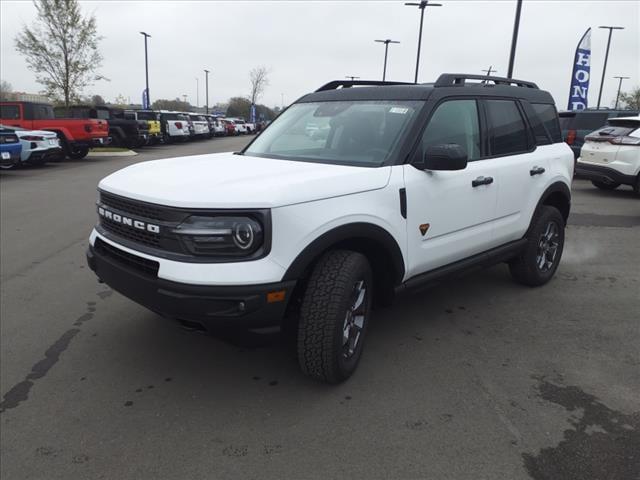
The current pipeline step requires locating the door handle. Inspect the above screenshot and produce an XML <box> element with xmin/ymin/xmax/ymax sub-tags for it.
<box><xmin>472</xmin><ymin>176</ymin><xmax>494</xmax><ymax>187</ymax></box>
<box><xmin>530</xmin><ymin>166</ymin><xmax>546</xmax><ymax>176</ymax></box>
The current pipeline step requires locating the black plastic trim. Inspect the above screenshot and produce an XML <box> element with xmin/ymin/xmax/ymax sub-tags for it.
<box><xmin>400</xmin><ymin>239</ymin><xmax>527</xmax><ymax>292</ymax></box>
<box><xmin>87</xmin><ymin>243</ymin><xmax>296</xmax><ymax>329</ymax></box>
<box><xmin>399</xmin><ymin>188</ymin><xmax>407</xmax><ymax>219</ymax></box>
<box><xmin>282</xmin><ymin>223</ymin><xmax>405</xmax><ymax>284</ymax></box>
<box><xmin>575</xmin><ymin>163</ymin><xmax>636</xmax><ymax>186</ymax></box>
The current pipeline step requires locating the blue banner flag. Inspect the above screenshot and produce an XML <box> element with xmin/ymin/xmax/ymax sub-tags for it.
<box><xmin>567</xmin><ymin>28</ymin><xmax>591</xmax><ymax>110</ymax></box>
<box><xmin>142</xmin><ymin>89</ymin><xmax>149</xmax><ymax>109</ymax></box>
<box><xmin>250</xmin><ymin>103</ymin><xmax>256</xmax><ymax>123</ymax></box>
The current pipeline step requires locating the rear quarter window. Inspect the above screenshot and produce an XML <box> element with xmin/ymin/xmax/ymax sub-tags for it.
<box><xmin>532</xmin><ymin>103</ymin><xmax>562</xmax><ymax>143</ymax></box>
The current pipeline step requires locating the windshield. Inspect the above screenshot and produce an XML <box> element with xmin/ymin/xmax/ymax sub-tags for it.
<box><xmin>244</xmin><ymin>100</ymin><xmax>423</xmax><ymax>166</ymax></box>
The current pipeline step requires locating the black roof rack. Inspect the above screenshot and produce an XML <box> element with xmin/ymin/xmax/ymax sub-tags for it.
<box><xmin>315</xmin><ymin>80</ymin><xmax>415</xmax><ymax>92</ymax></box>
<box><xmin>434</xmin><ymin>73</ymin><xmax>539</xmax><ymax>89</ymax></box>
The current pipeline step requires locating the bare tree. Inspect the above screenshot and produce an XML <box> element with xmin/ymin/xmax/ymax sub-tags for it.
<box><xmin>249</xmin><ymin>66</ymin><xmax>270</xmax><ymax>105</ymax></box>
<box><xmin>15</xmin><ymin>0</ymin><xmax>105</xmax><ymax>107</ymax></box>
<box><xmin>0</xmin><ymin>79</ymin><xmax>12</xmax><ymax>100</ymax></box>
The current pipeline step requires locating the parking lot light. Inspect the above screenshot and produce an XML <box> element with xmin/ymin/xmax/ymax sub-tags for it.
<box><xmin>374</xmin><ymin>39</ymin><xmax>400</xmax><ymax>81</ymax></box>
<box><xmin>140</xmin><ymin>32</ymin><xmax>151</xmax><ymax>107</ymax></box>
<box><xmin>204</xmin><ymin>69</ymin><xmax>210</xmax><ymax>114</ymax></box>
<box><xmin>613</xmin><ymin>76</ymin><xmax>630</xmax><ymax>109</ymax></box>
<box><xmin>404</xmin><ymin>1</ymin><xmax>442</xmax><ymax>83</ymax></box>
<box><xmin>597</xmin><ymin>26</ymin><xmax>625</xmax><ymax>109</ymax></box>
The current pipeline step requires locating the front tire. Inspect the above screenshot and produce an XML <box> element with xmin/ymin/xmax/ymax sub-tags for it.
<box><xmin>509</xmin><ymin>206</ymin><xmax>565</xmax><ymax>287</ymax></box>
<box><xmin>592</xmin><ymin>180</ymin><xmax>620</xmax><ymax>190</ymax></box>
<box><xmin>297</xmin><ymin>250</ymin><xmax>372</xmax><ymax>383</ymax></box>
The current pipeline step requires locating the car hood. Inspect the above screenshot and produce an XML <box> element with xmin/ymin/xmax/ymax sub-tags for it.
<box><xmin>99</xmin><ymin>152</ymin><xmax>392</xmax><ymax>208</ymax></box>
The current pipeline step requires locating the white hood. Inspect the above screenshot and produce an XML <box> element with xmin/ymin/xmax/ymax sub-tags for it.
<box><xmin>99</xmin><ymin>152</ymin><xmax>391</xmax><ymax>208</ymax></box>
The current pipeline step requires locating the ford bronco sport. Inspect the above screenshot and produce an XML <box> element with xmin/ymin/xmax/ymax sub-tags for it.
<box><xmin>87</xmin><ymin>74</ymin><xmax>573</xmax><ymax>383</ymax></box>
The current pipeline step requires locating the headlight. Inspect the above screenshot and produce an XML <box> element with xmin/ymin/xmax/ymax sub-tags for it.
<box><xmin>173</xmin><ymin>216</ymin><xmax>264</xmax><ymax>257</ymax></box>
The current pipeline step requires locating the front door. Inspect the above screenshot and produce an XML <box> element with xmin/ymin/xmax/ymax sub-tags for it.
<box><xmin>403</xmin><ymin>99</ymin><xmax>499</xmax><ymax>279</ymax></box>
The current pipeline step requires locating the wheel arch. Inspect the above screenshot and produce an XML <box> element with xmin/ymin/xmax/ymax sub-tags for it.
<box><xmin>282</xmin><ymin>222</ymin><xmax>406</xmax><ymax>289</ymax></box>
<box><xmin>537</xmin><ymin>181</ymin><xmax>571</xmax><ymax>225</ymax></box>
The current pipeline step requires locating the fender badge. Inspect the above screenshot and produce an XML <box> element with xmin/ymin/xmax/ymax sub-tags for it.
<box><xmin>419</xmin><ymin>223</ymin><xmax>430</xmax><ymax>236</ymax></box>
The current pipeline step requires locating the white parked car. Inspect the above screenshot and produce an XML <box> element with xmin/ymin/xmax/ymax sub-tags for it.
<box><xmin>0</xmin><ymin>124</ymin><xmax>62</xmax><ymax>166</ymax></box>
<box><xmin>87</xmin><ymin>74</ymin><xmax>573</xmax><ymax>383</ymax></box>
<box><xmin>158</xmin><ymin>111</ymin><xmax>190</xmax><ymax>143</ymax></box>
<box><xmin>576</xmin><ymin>115</ymin><xmax>640</xmax><ymax>195</ymax></box>
<box><xmin>212</xmin><ymin>118</ymin><xmax>226</xmax><ymax>136</ymax></box>
<box><xmin>228</xmin><ymin>118</ymin><xmax>248</xmax><ymax>134</ymax></box>
<box><xmin>188</xmin><ymin>114</ymin><xmax>211</xmax><ymax>138</ymax></box>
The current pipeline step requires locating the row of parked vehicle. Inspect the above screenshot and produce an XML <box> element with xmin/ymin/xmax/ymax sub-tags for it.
<box><xmin>0</xmin><ymin>100</ymin><xmax>259</xmax><ymax>169</ymax></box>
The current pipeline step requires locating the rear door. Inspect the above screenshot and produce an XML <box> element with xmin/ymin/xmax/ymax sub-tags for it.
<box><xmin>403</xmin><ymin>98</ymin><xmax>500</xmax><ymax>277</ymax></box>
<box><xmin>486</xmin><ymin>99</ymin><xmax>552</xmax><ymax>245</ymax></box>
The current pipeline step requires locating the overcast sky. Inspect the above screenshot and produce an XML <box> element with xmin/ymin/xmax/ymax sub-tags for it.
<box><xmin>1</xmin><ymin>0</ymin><xmax>638</xmax><ymax>109</ymax></box>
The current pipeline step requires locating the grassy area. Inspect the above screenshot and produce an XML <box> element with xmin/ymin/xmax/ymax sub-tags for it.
<box><xmin>90</xmin><ymin>147</ymin><xmax>131</xmax><ymax>152</ymax></box>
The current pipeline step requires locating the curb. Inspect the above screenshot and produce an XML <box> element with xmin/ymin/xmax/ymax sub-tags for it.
<box><xmin>87</xmin><ymin>150</ymin><xmax>138</xmax><ymax>157</ymax></box>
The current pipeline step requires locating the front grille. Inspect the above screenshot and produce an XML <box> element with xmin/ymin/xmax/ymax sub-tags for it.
<box><xmin>100</xmin><ymin>191</ymin><xmax>164</xmax><ymax>221</ymax></box>
<box><xmin>101</xmin><ymin>218</ymin><xmax>160</xmax><ymax>247</ymax></box>
<box><xmin>95</xmin><ymin>238</ymin><xmax>159</xmax><ymax>277</ymax></box>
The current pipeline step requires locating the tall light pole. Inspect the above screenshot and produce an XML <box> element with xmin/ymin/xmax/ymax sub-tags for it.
<box><xmin>140</xmin><ymin>32</ymin><xmax>151</xmax><ymax>107</ymax></box>
<box><xmin>597</xmin><ymin>26</ymin><xmax>625</xmax><ymax>109</ymax></box>
<box><xmin>405</xmin><ymin>1</ymin><xmax>442</xmax><ymax>83</ymax></box>
<box><xmin>375</xmin><ymin>39</ymin><xmax>400</xmax><ymax>81</ymax></box>
<box><xmin>195</xmin><ymin>77</ymin><xmax>199</xmax><ymax>108</ymax></box>
<box><xmin>613</xmin><ymin>75</ymin><xmax>630</xmax><ymax>109</ymax></box>
<box><xmin>507</xmin><ymin>0</ymin><xmax>523</xmax><ymax>78</ymax></box>
<box><xmin>204</xmin><ymin>69</ymin><xmax>210</xmax><ymax>114</ymax></box>
<box><xmin>345</xmin><ymin>75</ymin><xmax>360</xmax><ymax>81</ymax></box>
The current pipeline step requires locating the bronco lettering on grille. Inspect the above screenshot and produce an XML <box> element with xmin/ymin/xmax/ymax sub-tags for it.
<box><xmin>98</xmin><ymin>206</ymin><xmax>160</xmax><ymax>233</ymax></box>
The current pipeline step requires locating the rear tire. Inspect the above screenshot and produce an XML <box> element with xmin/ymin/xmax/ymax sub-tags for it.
<box><xmin>592</xmin><ymin>180</ymin><xmax>620</xmax><ymax>190</ymax></box>
<box><xmin>297</xmin><ymin>250</ymin><xmax>372</xmax><ymax>383</ymax></box>
<box><xmin>509</xmin><ymin>206</ymin><xmax>565</xmax><ymax>287</ymax></box>
<box><xmin>66</xmin><ymin>146</ymin><xmax>89</xmax><ymax>160</ymax></box>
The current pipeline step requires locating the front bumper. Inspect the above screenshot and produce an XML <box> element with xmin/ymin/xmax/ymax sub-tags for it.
<box><xmin>575</xmin><ymin>162</ymin><xmax>636</xmax><ymax>186</ymax></box>
<box><xmin>86</xmin><ymin>241</ymin><xmax>296</xmax><ymax>330</ymax></box>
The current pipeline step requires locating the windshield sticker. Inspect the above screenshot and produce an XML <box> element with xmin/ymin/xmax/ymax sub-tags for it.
<box><xmin>389</xmin><ymin>107</ymin><xmax>409</xmax><ymax>114</ymax></box>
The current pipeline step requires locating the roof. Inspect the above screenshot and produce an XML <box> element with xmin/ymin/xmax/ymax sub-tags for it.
<box><xmin>298</xmin><ymin>74</ymin><xmax>554</xmax><ymax>104</ymax></box>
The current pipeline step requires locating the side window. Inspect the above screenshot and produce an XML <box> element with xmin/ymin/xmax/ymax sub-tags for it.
<box><xmin>532</xmin><ymin>103</ymin><xmax>562</xmax><ymax>143</ymax></box>
<box><xmin>521</xmin><ymin>101</ymin><xmax>551</xmax><ymax>145</ymax></box>
<box><xmin>485</xmin><ymin>100</ymin><xmax>529</xmax><ymax>155</ymax></box>
<box><xmin>33</xmin><ymin>105</ymin><xmax>53</xmax><ymax>119</ymax></box>
<box><xmin>421</xmin><ymin>100</ymin><xmax>481</xmax><ymax>161</ymax></box>
<box><xmin>0</xmin><ymin>105</ymin><xmax>20</xmax><ymax>120</ymax></box>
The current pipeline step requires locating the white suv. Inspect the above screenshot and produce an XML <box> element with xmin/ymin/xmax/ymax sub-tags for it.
<box><xmin>87</xmin><ymin>74</ymin><xmax>573</xmax><ymax>383</ymax></box>
<box><xmin>576</xmin><ymin>115</ymin><xmax>640</xmax><ymax>195</ymax></box>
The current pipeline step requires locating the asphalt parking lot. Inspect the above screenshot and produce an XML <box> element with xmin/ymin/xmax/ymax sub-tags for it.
<box><xmin>1</xmin><ymin>137</ymin><xmax>639</xmax><ymax>480</ymax></box>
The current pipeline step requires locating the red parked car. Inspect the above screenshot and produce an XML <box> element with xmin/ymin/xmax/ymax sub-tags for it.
<box><xmin>0</xmin><ymin>101</ymin><xmax>109</xmax><ymax>159</ymax></box>
<box><xmin>221</xmin><ymin>119</ymin><xmax>236</xmax><ymax>136</ymax></box>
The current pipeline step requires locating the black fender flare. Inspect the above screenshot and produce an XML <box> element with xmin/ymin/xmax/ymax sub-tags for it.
<box><xmin>282</xmin><ymin>222</ymin><xmax>406</xmax><ymax>284</ymax></box>
<box><xmin>532</xmin><ymin>181</ymin><xmax>572</xmax><ymax>225</ymax></box>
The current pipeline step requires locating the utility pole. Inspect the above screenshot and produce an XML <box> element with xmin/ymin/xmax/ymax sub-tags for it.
<box><xmin>405</xmin><ymin>1</ymin><xmax>442</xmax><ymax>83</ymax></box>
<box><xmin>345</xmin><ymin>75</ymin><xmax>361</xmax><ymax>81</ymax></box>
<box><xmin>140</xmin><ymin>32</ymin><xmax>151</xmax><ymax>107</ymax></box>
<box><xmin>204</xmin><ymin>69</ymin><xmax>210</xmax><ymax>114</ymax></box>
<box><xmin>507</xmin><ymin>0</ymin><xmax>523</xmax><ymax>78</ymax></box>
<box><xmin>613</xmin><ymin>75</ymin><xmax>630</xmax><ymax>109</ymax></box>
<box><xmin>182</xmin><ymin>94</ymin><xmax>188</xmax><ymax>105</ymax></box>
<box><xmin>374</xmin><ymin>39</ymin><xmax>400</xmax><ymax>81</ymax></box>
<box><xmin>597</xmin><ymin>26</ymin><xmax>625</xmax><ymax>109</ymax></box>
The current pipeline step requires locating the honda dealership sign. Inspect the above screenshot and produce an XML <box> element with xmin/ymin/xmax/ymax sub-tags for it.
<box><xmin>567</xmin><ymin>28</ymin><xmax>591</xmax><ymax>110</ymax></box>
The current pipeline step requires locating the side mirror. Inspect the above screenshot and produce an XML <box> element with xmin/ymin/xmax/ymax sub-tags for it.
<box><xmin>413</xmin><ymin>143</ymin><xmax>468</xmax><ymax>171</ymax></box>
